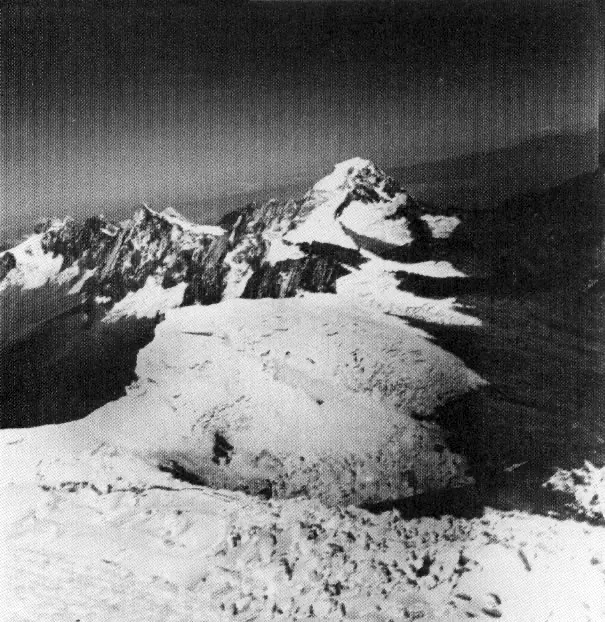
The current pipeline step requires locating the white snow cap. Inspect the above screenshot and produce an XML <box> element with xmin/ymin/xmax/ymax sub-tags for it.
<box><xmin>312</xmin><ymin>157</ymin><xmax>378</xmax><ymax>193</ymax></box>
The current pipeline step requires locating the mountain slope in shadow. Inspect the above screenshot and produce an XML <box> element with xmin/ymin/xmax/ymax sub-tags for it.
<box><xmin>388</xmin><ymin>130</ymin><xmax>599</xmax><ymax>211</ymax></box>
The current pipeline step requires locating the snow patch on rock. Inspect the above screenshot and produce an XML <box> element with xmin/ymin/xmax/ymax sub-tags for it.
<box><xmin>265</xmin><ymin>237</ymin><xmax>306</xmax><ymax>265</ymax></box>
<box><xmin>0</xmin><ymin>234</ymin><xmax>64</xmax><ymax>291</ymax></box>
<box><xmin>395</xmin><ymin>260</ymin><xmax>468</xmax><ymax>278</ymax></box>
<box><xmin>155</xmin><ymin>205</ymin><xmax>225</xmax><ymax>238</ymax></box>
<box><xmin>336</xmin><ymin>251</ymin><xmax>481</xmax><ymax>326</ymax></box>
<box><xmin>420</xmin><ymin>214</ymin><xmax>461</xmax><ymax>239</ymax></box>
<box><xmin>545</xmin><ymin>462</ymin><xmax>605</xmax><ymax>520</ymax></box>
<box><xmin>103</xmin><ymin>276</ymin><xmax>187</xmax><ymax>321</ymax></box>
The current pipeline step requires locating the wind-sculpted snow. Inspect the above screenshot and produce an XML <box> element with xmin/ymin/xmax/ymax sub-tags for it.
<box><xmin>136</xmin><ymin>296</ymin><xmax>485</xmax><ymax>505</ymax></box>
<box><xmin>2</xmin><ymin>445</ymin><xmax>604</xmax><ymax>621</ymax></box>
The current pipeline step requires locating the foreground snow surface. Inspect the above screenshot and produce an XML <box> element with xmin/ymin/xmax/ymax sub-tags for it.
<box><xmin>2</xmin><ymin>453</ymin><xmax>604</xmax><ymax>621</ymax></box>
<box><xmin>3</xmin><ymin>296</ymin><xmax>603</xmax><ymax>620</ymax></box>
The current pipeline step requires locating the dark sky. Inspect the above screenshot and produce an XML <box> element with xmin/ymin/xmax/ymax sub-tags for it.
<box><xmin>1</xmin><ymin>0</ymin><xmax>601</xmax><ymax>236</ymax></box>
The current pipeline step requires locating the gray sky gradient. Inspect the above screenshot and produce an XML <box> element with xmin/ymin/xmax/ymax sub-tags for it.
<box><xmin>1</xmin><ymin>0</ymin><xmax>600</xmax><ymax>237</ymax></box>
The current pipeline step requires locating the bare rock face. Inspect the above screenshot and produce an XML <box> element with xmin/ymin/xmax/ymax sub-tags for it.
<box><xmin>40</xmin><ymin>206</ymin><xmax>227</xmax><ymax>304</ymax></box>
<box><xmin>241</xmin><ymin>244</ymin><xmax>359</xmax><ymax>299</ymax></box>
<box><xmin>0</xmin><ymin>251</ymin><xmax>16</xmax><ymax>282</ymax></box>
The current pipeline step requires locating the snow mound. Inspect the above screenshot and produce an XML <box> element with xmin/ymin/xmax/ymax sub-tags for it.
<box><xmin>0</xmin><ymin>295</ymin><xmax>482</xmax><ymax>507</ymax></box>
<box><xmin>545</xmin><ymin>461</ymin><xmax>605</xmax><ymax>520</ymax></box>
<box><xmin>118</xmin><ymin>295</ymin><xmax>482</xmax><ymax>504</ymax></box>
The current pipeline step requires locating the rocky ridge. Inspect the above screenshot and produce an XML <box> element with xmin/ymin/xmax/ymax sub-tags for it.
<box><xmin>0</xmin><ymin>158</ymin><xmax>461</xmax><ymax>314</ymax></box>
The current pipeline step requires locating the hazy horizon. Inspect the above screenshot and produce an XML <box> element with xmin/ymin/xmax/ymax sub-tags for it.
<box><xmin>2</xmin><ymin>0</ymin><xmax>601</xmax><ymax>241</ymax></box>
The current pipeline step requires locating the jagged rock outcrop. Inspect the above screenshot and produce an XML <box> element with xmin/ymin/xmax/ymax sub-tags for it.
<box><xmin>0</xmin><ymin>251</ymin><xmax>16</xmax><ymax>282</ymax></box>
<box><xmin>6</xmin><ymin>158</ymin><xmax>465</xmax><ymax>317</ymax></box>
<box><xmin>39</xmin><ymin>205</ymin><xmax>227</xmax><ymax>303</ymax></box>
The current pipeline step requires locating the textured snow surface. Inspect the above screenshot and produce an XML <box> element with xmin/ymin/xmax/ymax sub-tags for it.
<box><xmin>2</xmin><ymin>455</ymin><xmax>604</xmax><ymax>621</ymax></box>
<box><xmin>1</xmin><ymin>295</ymin><xmax>482</xmax><ymax>508</ymax></box>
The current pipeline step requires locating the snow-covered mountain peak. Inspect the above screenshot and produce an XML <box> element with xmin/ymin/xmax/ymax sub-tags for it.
<box><xmin>312</xmin><ymin>157</ymin><xmax>381</xmax><ymax>193</ymax></box>
<box><xmin>284</xmin><ymin>157</ymin><xmax>426</xmax><ymax>255</ymax></box>
<box><xmin>310</xmin><ymin>156</ymin><xmax>404</xmax><ymax>203</ymax></box>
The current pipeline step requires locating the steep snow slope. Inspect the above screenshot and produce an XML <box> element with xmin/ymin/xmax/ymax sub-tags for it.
<box><xmin>0</xmin><ymin>233</ymin><xmax>90</xmax><ymax>350</ymax></box>
<box><xmin>336</xmin><ymin>251</ymin><xmax>480</xmax><ymax>326</ymax></box>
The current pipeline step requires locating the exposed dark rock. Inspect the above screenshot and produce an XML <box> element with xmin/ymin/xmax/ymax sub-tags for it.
<box><xmin>242</xmin><ymin>254</ymin><xmax>351</xmax><ymax>299</ymax></box>
<box><xmin>41</xmin><ymin>206</ymin><xmax>226</xmax><ymax>305</ymax></box>
<box><xmin>182</xmin><ymin>235</ymin><xmax>230</xmax><ymax>305</ymax></box>
<box><xmin>0</xmin><ymin>251</ymin><xmax>16</xmax><ymax>281</ymax></box>
<box><xmin>297</xmin><ymin>242</ymin><xmax>367</xmax><ymax>269</ymax></box>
